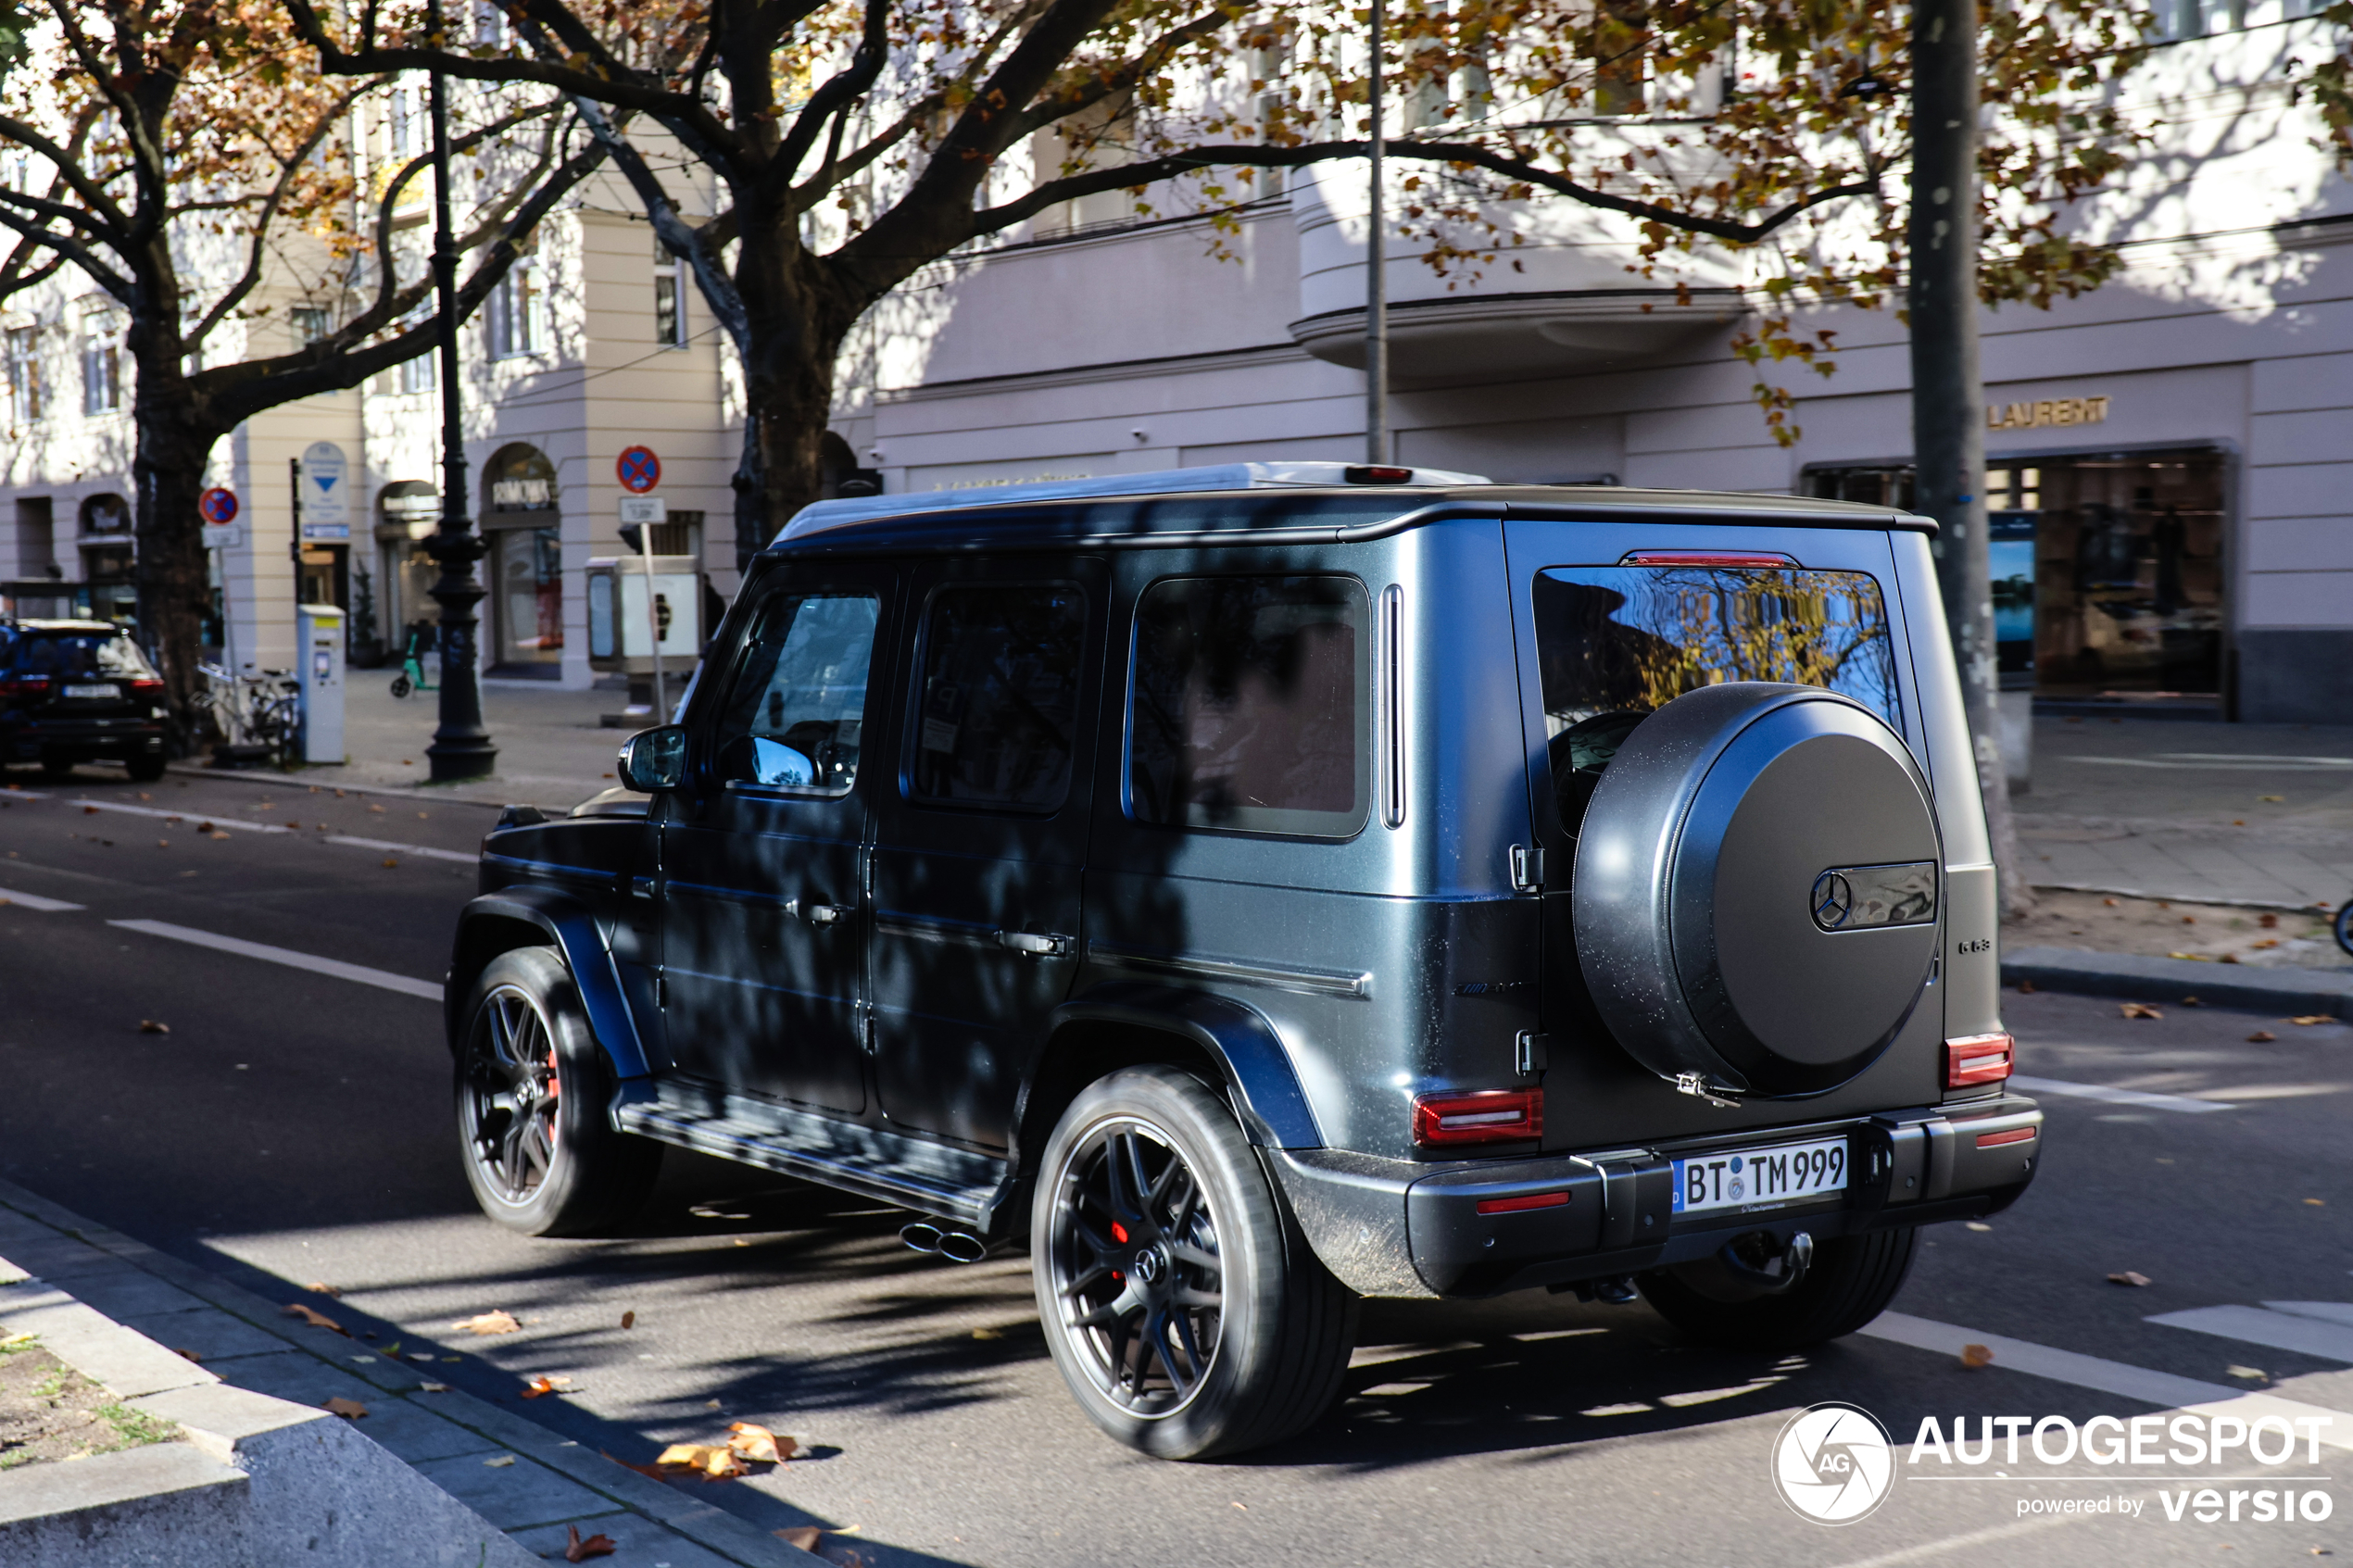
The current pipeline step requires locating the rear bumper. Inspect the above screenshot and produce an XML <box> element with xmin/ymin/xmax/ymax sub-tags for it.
<box><xmin>1270</xmin><ymin>1096</ymin><xmax>2042</xmax><ymax>1298</ymax></box>
<box><xmin>6</xmin><ymin>718</ymin><xmax>164</xmax><ymax>761</ymax></box>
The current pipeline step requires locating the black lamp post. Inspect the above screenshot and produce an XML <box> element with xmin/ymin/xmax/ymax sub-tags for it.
<box><xmin>422</xmin><ymin>0</ymin><xmax>497</xmax><ymax>781</ymax></box>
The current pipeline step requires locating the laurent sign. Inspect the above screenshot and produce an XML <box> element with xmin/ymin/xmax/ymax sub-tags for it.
<box><xmin>1986</xmin><ymin>395</ymin><xmax>2109</xmax><ymax>430</ymax></box>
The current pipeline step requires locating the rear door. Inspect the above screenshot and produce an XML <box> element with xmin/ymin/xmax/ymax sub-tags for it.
<box><xmin>865</xmin><ymin>557</ymin><xmax>1107</xmax><ymax>1149</ymax></box>
<box><xmin>656</xmin><ymin>565</ymin><xmax>899</xmax><ymax>1113</ymax></box>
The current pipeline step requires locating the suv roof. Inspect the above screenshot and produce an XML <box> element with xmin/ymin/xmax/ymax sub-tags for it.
<box><xmin>773</xmin><ymin>464</ymin><xmax>1930</xmax><ymax>554</ymax></box>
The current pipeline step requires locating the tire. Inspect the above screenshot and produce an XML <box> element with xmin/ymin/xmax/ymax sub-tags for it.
<box><xmin>126</xmin><ymin>755</ymin><xmax>166</xmax><ymax>783</ymax></box>
<box><xmin>1031</xmin><ymin>1066</ymin><xmax>1357</xmax><ymax>1460</ymax></box>
<box><xmin>2334</xmin><ymin>898</ymin><xmax>2353</xmax><ymax>959</ymax></box>
<box><xmin>455</xmin><ymin>947</ymin><xmax>661</xmax><ymax>1236</ymax></box>
<box><xmin>1638</xmin><ymin>1225</ymin><xmax>1919</xmax><ymax>1353</ymax></box>
<box><xmin>389</xmin><ymin>674</ymin><xmax>411</xmax><ymax>698</ymax></box>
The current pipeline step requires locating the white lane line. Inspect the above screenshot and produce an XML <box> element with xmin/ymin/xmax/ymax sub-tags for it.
<box><xmin>2063</xmin><ymin>755</ymin><xmax>2353</xmax><ymax>771</ymax></box>
<box><xmin>2270</xmin><ymin>1301</ymin><xmax>2353</xmax><ymax>1328</ymax></box>
<box><xmin>323</xmin><ymin>835</ymin><xmax>475</xmax><ymax>865</ymax></box>
<box><xmin>69</xmin><ymin>798</ymin><xmax>291</xmax><ymax>834</ymax></box>
<box><xmin>1859</xmin><ymin>1311</ymin><xmax>2353</xmax><ymax>1448</ymax></box>
<box><xmin>2010</xmin><ymin>1073</ymin><xmax>2234</xmax><ymax>1114</ymax></box>
<box><xmin>106</xmin><ymin>919</ymin><xmax>441</xmax><ymax>1001</ymax></box>
<box><xmin>2148</xmin><ymin>1304</ymin><xmax>2353</xmax><ymax>1365</ymax></box>
<box><xmin>0</xmin><ymin>887</ymin><xmax>85</xmax><ymax>912</ymax></box>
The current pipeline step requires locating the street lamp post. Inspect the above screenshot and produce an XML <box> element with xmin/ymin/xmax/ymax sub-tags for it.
<box><xmin>422</xmin><ymin>0</ymin><xmax>497</xmax><ymax>782</ymax></box>
<box><xmin>1365</xmin><ymin>0</ymin><xmax>1389</xmax><ymax>465</ymax></box>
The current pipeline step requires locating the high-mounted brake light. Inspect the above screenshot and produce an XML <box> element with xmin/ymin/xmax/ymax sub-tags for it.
<box><xmin>1944</xmin><ymin>1032</ymin><xmax>2014</xmax><ymax>1088</ymax></box>
<box><xmin>1621</xmin><ymin>550</ymin><xmax>1798</xmax><ymax>569</ymax></box>
<box><xmin>1412</xmin><ymin>1087</ymin><xmax>1542</xmax><ymax>1148</ymax></box>
<box><xmin>1345</xmin><ymin>465</ymin><xmax>1415</xmax><ymax>484</ymax></box>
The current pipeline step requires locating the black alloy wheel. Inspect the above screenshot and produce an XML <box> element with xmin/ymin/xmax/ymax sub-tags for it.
<box><xmin>1047</xmin><ymin>1115</ymin><xmax>1227</xmax><ymax>1418</ymax></box>
<box><xmin>1032</xmin><ymin>1066</ymin><xmax>1356</xmax><ymax>1460</ymax></box>
<box><xmin>454</xmin><ymin>947</ymin><xmax>661</xmax><ymax>1236</ymax></box>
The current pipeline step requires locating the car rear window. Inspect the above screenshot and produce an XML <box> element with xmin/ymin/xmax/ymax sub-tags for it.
<box><xmin>12</xmin><ymin>633</ymin><xmax>157</xmax><ymax>682</ymax></box>
<box><xmin>1530</xmin><ymin>565</ymin><xmax>1901</xmax><ymax>830</ymax></box>
<box><xmin>1126</xmin><ymin>575</ymin><xmax>1368</xmax><ymax>837</ymax></box>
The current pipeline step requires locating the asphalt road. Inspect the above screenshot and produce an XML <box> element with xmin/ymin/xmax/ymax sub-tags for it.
<box><xmin>1</xmin><ymin>762</ymin><xmax>2349</xmax><ymax>1566</ymax></box>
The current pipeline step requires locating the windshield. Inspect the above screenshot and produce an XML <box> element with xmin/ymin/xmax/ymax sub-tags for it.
<box><xmin>1530</xmin><ymin>565</ymin><xmax>1901</xmax><ymax>831</ymax></box>
<box><xmin>13</xmin><ymin>633</ymin><xmax>158</xmax><ymax>682</ymax></box>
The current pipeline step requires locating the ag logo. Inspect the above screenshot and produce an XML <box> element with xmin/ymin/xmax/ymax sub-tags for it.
<box><xmin>1771</xmin><ymin>1401</ymin><xmax>1894</xmax><ymax>1524</ymax></box>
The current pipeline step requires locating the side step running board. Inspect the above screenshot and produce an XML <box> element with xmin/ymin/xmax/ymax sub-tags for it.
<box><xmin>610</xmin><ymin>1080</ymin><xmax>1009</xmax><ymax>1231</ymax></box>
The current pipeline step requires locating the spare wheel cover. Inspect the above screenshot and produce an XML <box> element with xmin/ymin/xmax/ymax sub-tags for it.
<box><xmin>1570</xmin><ymin>683</ymin><xmax>1942</xmax><ymax>1098</ymax></box>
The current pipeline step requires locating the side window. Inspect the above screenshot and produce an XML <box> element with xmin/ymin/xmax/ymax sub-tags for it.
<box><xmin>711</xmin><ymin>591</ymin><xmax>881</xmax><ymax>795</ymax></box>
<box><xmin>910</xmin><ymin>583</ymin><xmax>1088</xmax><ymax>811</ymax></box>
<box><xmin>1126</xmin><ymin>575</ymin><xmax>1369</xmax><ymax>837</ymax></box>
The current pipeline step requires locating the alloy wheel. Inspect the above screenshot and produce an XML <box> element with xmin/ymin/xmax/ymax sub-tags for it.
<box><xmin>460</xmin><ymin>984</ymin><xmax>563</xmax><ymax>1205</ymax></box>
<box><xmin>1046</xmin><ymin>1116</ymin><xmax>1224</xmax><ymax>1417</ymax></box>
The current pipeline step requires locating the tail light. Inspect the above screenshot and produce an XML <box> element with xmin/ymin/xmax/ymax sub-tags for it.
<box><xmin>128</xmin><ymin>678</ymin><xmax>163</xmax><ymax>695</ymax></box>
<box><xmin>1945</xmin><ymin>1032</ymin><xmax>2014</xmax><ymax>1088</ymax></box>
<box><xmin>0</xmin><ymin>677</ymin><xmax>50</xmax><ymax>697</ymax></box>
<box><xmin>1412</xmin><ymin>1087</ymin><xmax>1542</xmax><ymax>1148</ymax></box>
<box><xmin>1621</xmin><ymin>550</ymin><xmax>1798</xmax><ymax>569</ymax></box>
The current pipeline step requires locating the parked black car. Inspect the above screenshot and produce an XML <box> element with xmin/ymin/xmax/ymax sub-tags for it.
<box><xmin>0</xmin><ymin>619</ymin><xmax>168</xmax><ymax>781</ymax></box>
<box><xmin>449</xmin><ymin>464</ymin><xmax>2041</xmax><ymax>1459</ymax></box>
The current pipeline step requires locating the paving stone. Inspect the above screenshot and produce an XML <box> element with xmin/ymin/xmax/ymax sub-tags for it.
<box><xmin>117</xmin><ymin>1304</ymin><xmax>299</xmax><ymax>1363</ymax></box>
<box><xmin>412</xmin><ymin>1450</ymin><xmax>617</xmax><ymax>1533</ymax></box>
<box><xmin>510</xmin><ymin>1510</ymin><xmax>747</xmax><ymax>1568</ymax></box>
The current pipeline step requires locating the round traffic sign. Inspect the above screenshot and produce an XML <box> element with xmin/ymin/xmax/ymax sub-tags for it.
<box><xmin>199</xmin><ymin>487</ymin><xmax>239</xmax><ymax>524</ymax></box>
<box><xmin>616</xmin><ymin>445</ymin><xmax>661</xmax><ymax>494</ymax></box>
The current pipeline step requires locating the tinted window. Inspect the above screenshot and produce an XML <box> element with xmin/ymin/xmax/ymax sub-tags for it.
<box><xmin>910</xmin><ymin>584</ymin><xmax>1087</xmax><ymax>810</ymax></box>
<box><xmin>14</xmin><ymin>633</ymin><xmax>157</xmax><ymax>681</ymax></box>
<box><xmin>1531</xmin><ymin>566</ymin><xmax>1899</xmax><ymax>832</ymax></box>
<box><xmin>712</xmin><ymin>592</ymin><xmax>879</xmax><ymax>794</ymax></box>
<box><xmin>1127</xmin><ymin>576</ymin><xmax>1368</xmax><ymax>837</ymax></box>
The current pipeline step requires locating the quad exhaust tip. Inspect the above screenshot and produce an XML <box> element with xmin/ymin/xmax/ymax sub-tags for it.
<box><xmin>900</xmin><ymin>1221</ymin><xmax>988</xmax><ymax>1264</ymax></box>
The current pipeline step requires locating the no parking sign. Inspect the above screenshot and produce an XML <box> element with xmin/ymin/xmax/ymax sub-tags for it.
<box><xmin>616</xmin><ymin>445</ymin><xmax>661</xmax><ymax>494</ymax></box>
<box><xmin>199</xmin><ymin>487</ymin><xmax>239</xmax><ymax>524</ymax></box>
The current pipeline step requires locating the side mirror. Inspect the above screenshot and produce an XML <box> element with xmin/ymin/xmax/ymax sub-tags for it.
<box><xmin>617</xmin><ymin>726</ymin><xmax>686</xmax><ymax>792</ymax></box>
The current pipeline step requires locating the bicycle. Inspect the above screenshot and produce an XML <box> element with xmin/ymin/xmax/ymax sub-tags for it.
<box><xmin>388</xmin><ymin>626</ymin><xmax>438</xmax><ymax>699</ymax></box>
<box><xmin>198</xmin><ymin>661</ymin><xmax>300</xmax><ymax>767</ymax></box>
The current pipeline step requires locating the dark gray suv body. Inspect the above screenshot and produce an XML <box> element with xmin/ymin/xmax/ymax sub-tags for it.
<box><xmin>448</xmin><ymin>466</ymin><xmax>2040</xmax><ymax>1458</ymax></box>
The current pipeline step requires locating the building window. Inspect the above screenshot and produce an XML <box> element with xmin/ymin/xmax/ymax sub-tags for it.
<box><xmin>388</xmin><ymin>87</ymin><xmax>416</xmax><ymax>159</ymax></box>
<box><xmin>1589</xmin><ymin>1</ymin><xmax>1650</xmax><ymax>117</ymax></box>
<box><xmin>653</xmin><ymin>238</ymin><xmax>686</xmax><ymax>348</ymax></box>
<box><xmin>396</xmin><ymin>307</ymin><xmax>436</xmax><ymax>393</ymax></box>
<box><xmin>81</xmin><ymin>317</ymin><xmax>120</xmax><ymax>415</ymax></box>
<box><xmin>292</xmin><ymin>307</ymin><xmax>330</xmax><ymax>346</ymax></box>
<box><xmin>6</xmin><ymin>326</ymin><xmax>44</xmax><ymax>424</ymax></box>
<box><xmin>489</xmin><ymin>260</ymin><xmax>541</xmax><ymax>358</ymax></box>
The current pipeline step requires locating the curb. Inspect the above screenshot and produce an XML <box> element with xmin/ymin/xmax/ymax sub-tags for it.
<box><xmin>0</xmin><ymin>1178</ymin><xmax>829</xmax><ymax>1567</ymax></box>
<box><xmin>2029</xmin><ymin>880</ymin><xmax>2341</xmax><ymax>917</ymax></box>
<box><xmin>2002</xmin><ymin>944</ymin><xmax>2353</xmax><ymax>1017</ymax></box>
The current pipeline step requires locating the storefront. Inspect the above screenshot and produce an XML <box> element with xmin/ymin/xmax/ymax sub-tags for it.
<box><xmin>480</xmin><ymin>445</ymin><xmax>563</xmax><ymax>677</ymax></box>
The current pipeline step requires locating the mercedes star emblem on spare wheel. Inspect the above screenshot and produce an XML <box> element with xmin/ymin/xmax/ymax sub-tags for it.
<box><xmin>1811</xmin><ymin>871</ymin><xmax>1855</xmax><ymax>931</ymax></box>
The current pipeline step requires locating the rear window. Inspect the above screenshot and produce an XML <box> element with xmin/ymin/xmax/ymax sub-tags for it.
<box><xmin>12</xmin><ymin>633</ymin><xmax>157</xmax><ymax>682</ymax></box>
<box><xmin>1530</xmin><ymin>565</ymin><xmax>1900</xmax><ymax>829</ymax></box>
<box><xmin>1126</xmin><ymin>575</ymin><xmax>1369</xmax><ymax>837</ymax></box>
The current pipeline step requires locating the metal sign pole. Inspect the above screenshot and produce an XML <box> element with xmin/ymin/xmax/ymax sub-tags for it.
<box><xmin>1365</xmin><ymin>0</ymin><xmax>1389</xmax><ymax>465</ymax></box>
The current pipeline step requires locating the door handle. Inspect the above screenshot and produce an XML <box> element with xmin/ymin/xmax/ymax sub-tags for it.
<box><xmin>997</xmin><ymin>930</ymin><xmax>1075</xmax><ymax>958</ymax></box>
<box><xmin>786</xmin><ymin>899</ymin><xmax>854</xmax><ymax>926</ymax></box>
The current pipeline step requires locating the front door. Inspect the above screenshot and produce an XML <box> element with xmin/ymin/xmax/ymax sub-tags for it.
<box><xmin>656</xmin><ymin>566</ymin><xmax>898</xmax><ymax>1114</ymax></box>
<box><xmin>866</xmin><ymin>558</ymin><xmax>1106</xmax><ymax>1149</ymax></box>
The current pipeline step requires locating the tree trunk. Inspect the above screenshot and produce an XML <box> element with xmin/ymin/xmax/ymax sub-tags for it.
<box><xmin>130</xmin><ymin>378</ymin><xmax>225</xmax><ymax>757</ymax></box>
<box><xmin>731</xmin><ymin>224</ymin><xmax>855</xmax><ymax>572</ymax></box>
<box><xmin>1908</xmin><ymin>0</ymin><xmax>2035</xmax><ymax>921</ymax></box>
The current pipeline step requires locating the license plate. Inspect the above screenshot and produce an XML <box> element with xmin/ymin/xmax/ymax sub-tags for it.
<box><xmin>1671</xmin><ymin>1136</ymin><xmax>1848</xmax><ymax>1216</ymax></box>
<box><xmin>63</xmin><ymin>684</ymin><xmax>117</xmax><ymax>701</ymax></box>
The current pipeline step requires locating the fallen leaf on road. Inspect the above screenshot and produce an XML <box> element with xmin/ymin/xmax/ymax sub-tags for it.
<box><xmin>704</xmin><ymin>1399</ymin><xmax>723</xmax><ymax>1411</ymax></box>
<box><xmin>156</xmin><ymin>839</ymin><xmax>167</xmax><ymax>848</ymax></box>
<box><xmin>208</xmin><ymin>831</ymin><xmax>229</xmax><ymax>840</ymax></box>
<box><xmin>322</xmin><ymin>1397</ymin><xmax>368</xmax><ymax>1419</ymax></box>
<box><xmin>2103</xmin><ymin>897</ymin><xmax>2119</xmax><ymax>907</ymax></box>
<box><xmin>775</xmin><ymin>1526</ymin><xmax>823</xmax><ymax>1553</ymax></box>
<box><xmin>2165</xmin><ymin>952</ymin><xmax>2204</xmax><ymax>961</ymax></box>
<box><xmin>2120</xmin><ymin>1002</ymin><xmax>2164</xmax><ymax>1019</ymax></box>
<box><xmin>367</xmin><ymin>804</ymin><xmax>385</xmax><ymax>813</ymax></box>
<box><xmin>452</xmin><ymin>1311</ymin><xmax>521</xmax><ymax>1336</ymax></box>
<box><xmin>2253</xmin><ymin>939</ymin><xmax>2280</xmax><ymax>950</ymax></box>
<box><xmin>419</xmin><ymin>1382</ymin><xmax>449</xmax><ymax>1393</ymax></box>
<box><xmin>2307</xmin><ymin>1198</ymin><xmax>2327</xmax><ymax>1207</ymax></box>
<box><xmin>1965</xmin><ymin>1222</ymin><xmax>1992</xmax><ymax>1233</ymax></box>
<box><xmin>382</xmin><ymin>858</ymin><xmax>398</xmax><ymax>869</ymax></box>
<box><xmin>621</xmin><ymin>1311</ymin><xmax>635</xmax><ymax>1330</ymax></box>
<box><xmin>727</xmin><ymin>1422</ymin><xmax>798</xmax><ymax>1464</ymax></box>
<box><xmin>1232</xmin><ymin>1501</ymin><xmax>1248</xmax><ymax>1511</ymax></box>
<box><xmin>2233</xmin><ymin>819</ymin><xmax>2246</xmax><ymax>826</ymax></box>
<box><xmin>195</xmin><ymin>822</ymin><xmax>213</xmax><ymax>833</ymax></box>
<box><xmin>2249</xmin><ymin>1031</ymin><xmax>2278</xmax><ymax>1042</ymax></box>
<box><xmin>657</xmin><ymin>1442</ymin><xmax>747</xmax><ymax>1480</ymax></box>
<box><xmin>2227</xmin><ymin>1365</ymin><xmax>2268</xmax><ymax>1381</ymax></box>
<box><xmin>82</xmin><ymin>805</ymin><xmax>96</xmax><ymax>815</ymax></box>
<box><xmin>1959</xmin><ymin>1344</ymin><xmax>1994</xmax><ymax>1369</ymax></box>
<box><xmin>282</xmin><ymin>1303</ymin><xmax>348</xmax><ymax>1336</ymax></box>
<box><xmin>2183</xmin><ymin>996</ymin><xmax>2202</xmax><ymax>1007</ymax></box>
<box><xmin>2289</xmin><ymin>1016</ymin><xmax>2335</xmax><ymax>1026</ymax></box>
<box><xmin>2220</xmin><ymin>953</ymin><xmax>2240</xmax><ymax>964</ymax></box>
<box><xmin>138</xmin><ymin>1020</ymin><xmax>169</xmax><ymax>1035</ymax></box>
<box><xmin>2259</xmin><ymin>795</ymin><xmax>2284</xmax><ymax>803</ymax></box>
<box><xmin>564</xmin><ymin>1524</ymin><xmax>617</xmax><ymax>1562</ymax></box>
<box><xmin>173</xmin><ymin>1348</ymin><xmax>203</xmax><ymax>1363</ymax></box>
<box><xmin>972</xmin><ymin>1327</ymin><xmax>1001</xmax><ymax>1340</ymax></box>
<box><xmin>2108</xmin><ymin>1271</ymin><xmax>2152</xmax><ymax>1286</ymax></box>
<box><xmin>2016</xmin><ymin>979</ymin><xmax>2035</xmax><ymax>993</ymax></box>
<box><xmin>522</xmin><ymin>1375</ymin><xmax>573</xmax><ymax>1399</ymax></box>
<box><xmin>603</xmin><ymin>1450</ymin><xmax>670</xmax><ymax>1479</ymax></box>
<box><xmin>304</xmin><ymin>1282</ymin><xmax>341</xmax><ymax>1298</ymax></box>
<box><xmin>484</xmin><ymin>1455</ymin><xmax>515</xmax><ymax>1468</ymax></box>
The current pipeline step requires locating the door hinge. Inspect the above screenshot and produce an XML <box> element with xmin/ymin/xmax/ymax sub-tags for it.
<box><xmin>1510</xmin><ymin>844</ymin><xmax>1545</xmax><ymax>893</ymax></box>
<box><xmin>1515</xmin><ymin>1031</ymin><xmax>1551</xmax><ymax>1077</ymax></box>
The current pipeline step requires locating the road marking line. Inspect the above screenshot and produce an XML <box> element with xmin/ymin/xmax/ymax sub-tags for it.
<box><xmin>0</xmin><ymin>887</ymin><xmax>84</xmax><ymax>912</ymax></box>
<box><xmin>322</xmin><ymin>835</ymin><xmax>475</xmax><ymax>865</ymax></box>
<box><xmin>1829</xmin><ymin>1516</ymin><xmax>2080</xmax><ymax>1568</ymax></box>
<box><xmin>2009</xmin><ymin>1073</ymin><xmax>2234</xmax><ymax>1113</ymax></box>
<box><xmin>69</xmin><ymin>797</ymin><xmax>291</xmax><ymax>833</ymax></box>
<box><xmin>2062</xmin><ymin>755</ymin><xmax>2353</xmax><ymax>771</ymax></box>
<box><xmin>2148</xmin><ymin>1304</ymin><xmax>2353</xmax><ymax>1364</ymax></box>
<box><xmin>106</xmin><ymin>919</ymin><xmax>441</xmax><ymax>1000</ymax></box>
<box><xmin>2269</xmin><ymin>1301</ymin><xmax>2353</xmax><ymax>1328</ymax></box>
<box><xmin>1859</xmin><ymin>1311</ymin><xmax>2353</xmax><ymax>1445</ymax></box>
